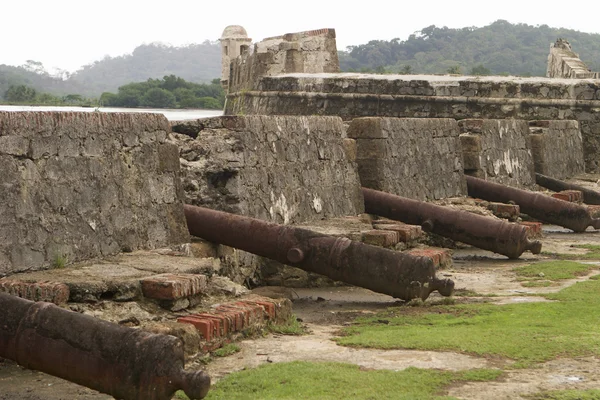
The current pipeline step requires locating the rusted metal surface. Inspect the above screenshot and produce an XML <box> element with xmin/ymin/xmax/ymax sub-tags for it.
<box><xmin>0</xmin><ymin>292</ymin><xmax>210</xmax><ymax>400</ymax></box>
<box><xmin>183</xmin><ymin>204</ymin><xmax>454</xmax><ymax>301</ymax></box>
<box><xmin>536</xmin><ymin>173</ymin><xmax>600</xmax><ymax>205</ymax></box>
<box><xmin>466</xmin><ymin>175</ymin><xmax>600</xmax><ymax>233</ymax></box>
<box><xmin>362</xmin><ymin>187</ymin><xmax>542</xmax><ymax>259</ymax></box>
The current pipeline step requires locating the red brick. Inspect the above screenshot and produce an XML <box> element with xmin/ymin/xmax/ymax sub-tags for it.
<box><xmin>242</xmin><ymin>300</ymin><xmax>276</xmax><ymax>319</ymax></box>
<box><xmin>215</xmin><ymin>310</ymin><xmax>243</xmax><ymax>332</ymax></box>
<box><xmin>486</xmin><ymin>202</ymin><xmax>520</xmax><ymax>220</ymax></box>
<box><xmin>361</xmin><ymin>230</ymin><xmax>399</xmax><ymax>247</ymax></box>
<box><xmin>177</xmin><ymin>316</ymin><xmax>214</xmax><ymax>341</ymax></box>
<box><xmin>0</xmin><ymin>280</ymin><xmax>69</xmax><ymax>305</ymax></box>
<box><xmin>192</xmin><ymin>313</ymin><xmax>229</xmax><ymax>337</ymax></box>
<box><xmin>373</xmin><ymin>223</ymin><xmax>422</xmax><ymax>242</ymax></box>
<box><xmin>407</xmin><ymin>248</ymin><xmax>452</xmax><ymax>269</ymax></box>
<box><xmin>215</xmin><ymin>306</ymin><xmax>247</xmax><ymax>330</ymax></box>
<box><xmin>140</xmin><ymin>273</ymin><xmax>207</xmax><ymax>300</ymax></box>
<box><xmin>552</xmin><ymin>190</ymin><xmax>583</xmax><ymax>203</ymax></box>
<box><xmin>520</xmin><ymin>221</ymin><xmax>543</xmax><ymax>239</ymax></box>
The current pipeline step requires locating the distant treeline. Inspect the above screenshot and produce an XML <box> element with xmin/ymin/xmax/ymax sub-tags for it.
<box><xmin>100</xmin><ymin>75</ymin><xmax>225</xmax><ymax>109</ymax></box>
<box><xmin>2</xmin><ymin>75</ymin><xmax>225</xmax><ymax>110</ymax></box>
<box><xmin>338</xmin><ymin>20</ymin><xmax>600</xmax><ymax>76</ymax></box>
<box><xmin>2</xmin><ymin>84</ymin><xmax>96</xmax><ymax>106</ymax></box>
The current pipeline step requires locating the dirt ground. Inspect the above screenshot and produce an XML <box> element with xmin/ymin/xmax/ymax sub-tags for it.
<box><xmin>1</xmin><ymin>227</ymin><xmax>600</xmax><ymax>399</ymax></box>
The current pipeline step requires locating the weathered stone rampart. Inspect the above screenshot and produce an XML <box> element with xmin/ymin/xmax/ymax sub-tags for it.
<box><xmin>547</xmin><ymin>39</ymin><xmax>600</xmax><ymax>79</ymax></box>
<box><xmin>0</xmin><ymin>112</ymin><xmax>189</xmax><ymax>275</ymax></box>
<box><xmin>529</xmin><ymin>120</ymin><xmax>584</xmax><ymax>179</ymax></box>
<box><xmin>347</xmin><ymin>117</ymin><xmax>466</xmax><ymax>200</ymax></box>
<box><xmin>225</xmin><ymin>73</ymin><xmax>600</xmax><ymax>172</ymax></box>
<box><xmin>170</xmin><ymin>115</ymin><xmax>363</xmax><ymax>224</ymax></box>
<box><xmin>459</xmin><ymin>119</ymin><xmax>535</xmax><ymax>187</ymax></box>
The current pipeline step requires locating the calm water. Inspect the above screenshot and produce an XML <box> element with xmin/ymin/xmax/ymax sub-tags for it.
<box><xmin>0</xmin><ymin>105</ymin><xmax>223</xmax><ymax>121</ymax></box>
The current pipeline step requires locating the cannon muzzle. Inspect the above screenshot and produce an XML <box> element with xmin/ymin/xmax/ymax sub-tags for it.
<box><xmin>0</xmin><ymin>292</ymin><xmax>211</xmax><ymax>400</ymax></box>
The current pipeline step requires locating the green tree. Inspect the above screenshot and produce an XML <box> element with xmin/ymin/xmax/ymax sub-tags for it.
<box><xmin>447</xmin><ymin>65</ymin><xmax>462</xmax><ymax>74</ymax></box>
<box><xmin>470</xmin><ymin>64</ymin><xmax>491</xmax><ymax>76</ymax></box>
<box><xmin>142</xmin><ymin>88</ymin><xmax>176</xmax><ymax>108</ymax></box>
<box><xmin>4</xmin><ymin>85</ymin><xmax>37</xmax><ymax>102</ymax></box>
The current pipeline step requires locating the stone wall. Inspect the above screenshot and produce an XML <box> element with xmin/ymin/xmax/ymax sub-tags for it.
<box><xmin>227</xmin><ymin>28</ymin><xmax>339</xmax><ymax>94</ymax></box>
<box><xmin>170</xmin><ymin>115</ymin><xmax>363</xmax><ymax>224</ymax></box>
<box><xmin>225</xmin><ymin>73</ymin><xmax>600</xmax><ymax>172</ymax></box>
<box><xmin>347</xmin><ymin>117</ymin><xmax>466</xmax><ymax>200</ymax></box>
<box><xmin>529</xmin><ymin>120</ymin><xmax>585</xmax><ymax>179</ymax></box>
<box><xmin>170</xmin><ymin>115</ymin><xmax>364</xmax><ymax>285</ymax></box>
<box><xmin>459</xmin><ymin>119</ymin><xmax>535</xmax><ymax>187</ymax></box>
<box><xmin>547</xmin><ymin>39</ymin><xmax>600</xmax><ymax>79</ymax></box>
<box><xmin>0</xmin><ymin>112</ymin><xmax>189</xmax><ymax>275</ymax></box>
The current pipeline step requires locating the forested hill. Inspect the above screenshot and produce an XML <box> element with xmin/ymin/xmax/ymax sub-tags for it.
<box><xmin>0</xmin><ymin>41</ymin><xmax>222</xmax><ymax>99</ymax></box>
<box><xmin>339</xmin><ymin>20</ymin><xmax>600</xmax><ymax>76</ymax></box>
<box><xmin>70</xmin><ymin>41</ymin><xmax>221</xmax><ymax>95</ymax></box>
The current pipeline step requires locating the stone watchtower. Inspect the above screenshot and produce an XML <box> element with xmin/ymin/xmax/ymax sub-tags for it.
<box><xmin>219</xmin><ymin>25</ymin><xmax>252</xmax><ymax>90</ymax></box>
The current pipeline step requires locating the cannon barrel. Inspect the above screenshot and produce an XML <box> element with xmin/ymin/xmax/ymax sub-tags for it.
<box><xmin>361</xmin><ymin>187</ymin><xmax>542</xmax><ymax>259</ymax></box>
<box><xmin>0</xmin><ymin>292</ymin><xmax>210</xmax><ymax>400</ymax></box>
<box><xmin>535</xmin><ymin>173</ymin><xmax>600</xmax><ymax>206</ymax></box>
<box><xmin>183</xmin><ymin>204</ymin><xmax>454</xmax><ymax>301</ymax></box>
<box><xmin>466</xmin><ymin>175</ymin><xmax>600</xmax><ymax>233</ymax></box>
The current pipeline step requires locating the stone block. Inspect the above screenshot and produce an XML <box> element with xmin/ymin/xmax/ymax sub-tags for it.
<box><xmin>348</xmin><ymin>117</ymin><xmax>467</xmax><ymax>201</ymax></box>
<box><xmin>460</xmin><ymin>119</ymin><xmax>535</xmax><ymax>188</ymax></box>
<box><xmin>140</xmin><ymin>273</ymin><xmax>207</xmax><ymax>300</ymax></box>
<box><xmin>528</xmin><ymin>120</ymin><xmax>584</xmax><ymax>180</ymax></box>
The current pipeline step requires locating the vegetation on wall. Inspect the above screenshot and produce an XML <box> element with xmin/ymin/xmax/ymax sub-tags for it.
<box><xmin>338</xmin><ymin>20</ymin><xmax>600</xmax><ymax>76</ymax></box>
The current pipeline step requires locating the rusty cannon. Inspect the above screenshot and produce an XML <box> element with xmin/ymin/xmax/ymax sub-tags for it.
<box><xmin>362</xmin><ymin>187</ymin><xmax>542</xmax><ymax>259</ymax></box>
<box><xmin>465</xmin><ymin>175</ymin><xmax>600</xmax><ymax>233</ymax></box>
<box><xmin>0</xmin><ymin>292</ymin><xmax>211</xmax><ymax>400</ymax></box>
<box><xmin>535</xmin><ymin>173</ymin><xmax>600</xmax><ymax>206</ymax></box>
<box><xmin>183</xmin><ymin>204</ymin><xmax>454</xmax><ymax>301</ymax></box>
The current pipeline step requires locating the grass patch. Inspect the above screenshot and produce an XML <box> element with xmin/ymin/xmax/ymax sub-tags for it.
<box><xmin>527</xmin><ymin>389</ymin><xmax>600</xmax><ymax>399</ymax></box>
<box><xmin>513</xmin><ymin>261</ymin><xmax>594</xmax><ymax>285</ymax></box>
<box><xmin>52</xmin><ymin>253</ymin><xmax>68</xmax><ymax>269</ymax></box>
<box><xmin>268</xmin><ymin>314</ymin><xmax>307</xmax><ymax>336</ymax></box>
<box><xmin>212</xmin><ymin>343</ymin><xmax>241</xmax><ymax>357</ymax></box>
<box><xmin>520</xmin><ymin>281</ymin><xmax>555</xmax><ymax>288</ymax></box>
<box><xmin>543</xmin><ymin>244</ymin><xmax>600</xmax><ymax>261</ymax></box>
<box><xmin>205</xmin><ymin>361</ymin><xmax>502</xmax><ymax>400</ymax></box>
<box><xmin>337</xmin><ymin>279</ymin><xmax>600</xmax><ymax>367</ymax></box>
<box><xmin>173</xmin><ymin>391</ymin><xmax>190</xmax><ymax>400</ymax></box>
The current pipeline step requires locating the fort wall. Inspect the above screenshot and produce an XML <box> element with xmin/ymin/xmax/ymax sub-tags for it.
<box><xmin>225</xmin><ymin>73</ymin><xmax>600</xmax><ymax>172</ymax></box>
<box><xmin>347</xmin><ymin>117</ymin><xmax>467</xmax><ymax>199</ymax></box>
<box><xmin>0</xmin><ymin>112</ymin><xmax>189</xmax><ymax>275</ymax></box>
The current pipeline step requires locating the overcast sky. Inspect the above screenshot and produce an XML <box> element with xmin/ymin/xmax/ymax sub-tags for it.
<box><xmin>2</xmin><ymin>0</ymin><xmax>599</xmax><ymax>73</ymax></box>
